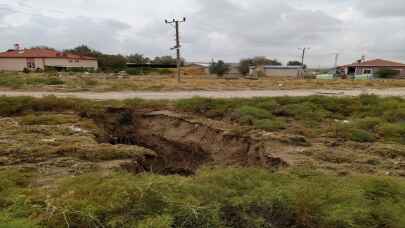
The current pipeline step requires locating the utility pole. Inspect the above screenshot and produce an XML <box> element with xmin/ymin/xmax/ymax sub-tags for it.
<box><xmin>334</xmin><ymin>53</ymin><xmax>339</xmax><ymax>68</ymax></box>
<box><xmin>298</xmin><ymin>47</ymin><xmax>310</xmax><ymax>79</ymax></box>
<box><xmin>165</xmin><ymin>17</ymin><xmax>186</xmax><ymax>83</ymax></box>
<box><xmin>299</xmin><ymin>47</ymin><xmax>310</xmax><ymax>66</ymax></box>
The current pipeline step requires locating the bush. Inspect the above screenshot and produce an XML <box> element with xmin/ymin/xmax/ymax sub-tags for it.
<box><xmin>158</xmin><ymin>68</ymin><xmax>173</xmax><ymax>75</ymax></box>
<box><xmin>354</xmin><ymin>117</ymin><xmax>383</xmax><ymax>132</ymax></box>
<box><xmin>237</xmin><ymin>106</ymin><xmax>273</xmax><ymax>120</ymax></box>
<box><xmin>254</xmin><ymin>118</ymin><xmax>287</xmax><ymax>131</ymax></box>
<box><xmin>7</xmin><ymin>168</ymin><xmax>404</xmax><ymax>227</ymax></box>
<box><xmin>351</xmin><ymin>129</ymin><xmax>376</xmax><ymax>142</ymax></box>
<box><xmin>126</xmin><ymin>68</ymin><xmax>143</xmax><ymax>75</ymax></box>
<box><xmin>209</xmin><ymin>60</ymin><xmax>230</xmax><ymax>76</ymax></box>
<box><xmin>238</xmin><ymin>59</ymin><xmax>251</xmax><ymax>75</ymax></box>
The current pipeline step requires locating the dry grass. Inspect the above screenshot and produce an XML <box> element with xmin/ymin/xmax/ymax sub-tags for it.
<box><xmin>2</xmin><ymin>72</ymin><xmax>405</xmax><ymax>92</ymax></box>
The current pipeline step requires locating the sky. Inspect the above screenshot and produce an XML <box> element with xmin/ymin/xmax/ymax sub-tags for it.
<box><xmin>0</xmin><ymin>0</ymin><xmax>405</xmax><ymax>67</ymax></box>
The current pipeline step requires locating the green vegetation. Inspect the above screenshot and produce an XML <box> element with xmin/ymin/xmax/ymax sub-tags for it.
<box><xmin>209</xmin><ymin>60</ymin><xmax>230</xmax><ymax>76</ymax></box>
<box><xmin>0</xmin><ymin>74</ymin><xmax>64</xmax><ymax>89</ymax></box>
<box><xmin>1</xmin><ymin>95</ymin><xmax>405</xmax><ymax>227</ymax></box>
<box><xmin>176</xmin><ymin>95</ymin><xmax>405</xmax><ymax>144</ymax></box>
<box><xmin>2</xmin><ymin>168</ymin><xmax>405</xmax><ymax>227</ymax></box>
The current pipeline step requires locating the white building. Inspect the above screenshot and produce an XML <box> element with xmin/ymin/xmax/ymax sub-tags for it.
<box><xmin>0</xmin><ymin>46</ymin><xmax>98</xmax><ymax>71</ymax></box>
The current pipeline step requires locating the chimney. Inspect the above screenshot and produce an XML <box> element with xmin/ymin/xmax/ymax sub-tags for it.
<box><xmin>14</xmin><ymin>44</ymin><xmax>20</xmax><ymax>51</ymax></box>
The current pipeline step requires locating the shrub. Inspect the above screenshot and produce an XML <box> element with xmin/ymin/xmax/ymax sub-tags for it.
<box><xmin>354</xmin><ymin>117</ymin><xmax>384</xmax><ymax>132</ymax></box>
<box><xmin>238</xmin><ymin>59</ymin><xmax>251</xmax><ymax>75</ymax></box>
<box><xmin>254</xmin><ymin>118</ymin><xmax>287</xmax><ymax>131</ymax></box>
<box><xmin>351</xmin><ymin>129</ymin><xmax>376</xmax><ymax>142</ymax></box>
<box><xmin>126</xmin><ymin>68</ymin><xmax>143</xmax><ymax>75</ymax></box>
<box><xmin>377</xmin><ymin>123</ymin><xmax>405</xmax><ymax>144</ymax></box>
<box><xmin>209</xmin><ymin>60</ymin><xmax>230</xmax><ymax>76</ymax></box>
<box><xmin>237</xmin><ymin>106</ymin><xmax>273</xmax><ymax>120</ymax></box>
<box><xmin>44</xmin><ymin>77</ymin><xmax>64</xmax><ymax>85</ymax></box>
<box><xmin>158</xmin><ymin>68</ymin><xmax>173</xmax><ymax>75</ymax></box>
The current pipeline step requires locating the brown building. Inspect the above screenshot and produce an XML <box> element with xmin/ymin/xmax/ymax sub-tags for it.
<box><xmin>338</xmin><ymin>59</ymin><xmax>405</xmax><ymax>78</ymax></box>
<box><xmin>0</xmin><ymin>46</ymin><xmax>98</xmax><ymax>71</ymax></box>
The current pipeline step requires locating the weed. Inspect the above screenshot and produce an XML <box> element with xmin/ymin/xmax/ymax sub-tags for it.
<box><xmin>351</xmin><ymin>129</ymin><xmax>376</xmax><ymax>143</ymax></box>
<box><xmin>254</xmin><ymin>118</ymin><xmax>287</xmax><ymax>131</ymax></box>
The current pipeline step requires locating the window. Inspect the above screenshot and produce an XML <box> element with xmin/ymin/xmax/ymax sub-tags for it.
<box><xmin>363</xmin><ymin>69</ymin><xmax>372</xmax><ymax>74</ymax></box>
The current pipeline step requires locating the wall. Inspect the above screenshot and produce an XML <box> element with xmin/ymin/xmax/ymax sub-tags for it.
<box><xmin>45</xmin><ymin>58</ymin><xmax>98</xmax><ymax>70</ymax></box>
<box><xmin>0</xmin><ymin>58</ymin><xmax>27</xmax><ymax>71</ymax></box>
<box><xmin>264</xmin><ymin>68</ymin><xmax>302</xmax><ymax>77</ymax></box>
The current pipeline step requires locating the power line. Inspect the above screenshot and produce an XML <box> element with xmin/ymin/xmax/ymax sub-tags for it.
<box><xmin>165</xmin><ymin>17</ymin><xmax>186</xmax><ymax>83</ymax></box>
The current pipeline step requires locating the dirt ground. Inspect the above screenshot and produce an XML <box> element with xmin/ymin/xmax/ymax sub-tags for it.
<box><xmin>2</xmin><ymin>108</ymin><xmax>404</xmax><ymax>181</ymax></box>
<box><xmin>1</xmin><ymin>87</ymin><xmax>405</xmax><ymax>100</ymax></box>
<box><xmin>2</xmin><ymin>72</ymin><xmax>405</xmax><ymax>93</ymax></box>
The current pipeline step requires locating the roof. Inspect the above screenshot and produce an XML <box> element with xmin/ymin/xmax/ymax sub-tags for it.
<box><xmin>340</xmin><ymin>59</ymin><xmax>405</xmax><ymax>68</ymax></box>
<box><xmin>0</xmin><ymin>48</ymin><xmax>96</xmax><ymax>60</ymax></box>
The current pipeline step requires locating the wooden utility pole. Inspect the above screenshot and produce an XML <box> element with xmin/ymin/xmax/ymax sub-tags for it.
<box><xmin>300</xmin><ymin>47</ymin><xmax>310</xmax><ymax>66</ymax></box>
<box><xmin>298</xmin><ymin>47</ymin><xmax>310</xmax><ymax>79</ymax></box>
<box><xmin>165</xmin><ymin>17</ymin><xmax>186</xmax><ymax>83</ymax></box>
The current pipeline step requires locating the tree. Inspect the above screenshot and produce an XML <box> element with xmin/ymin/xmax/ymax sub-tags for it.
<box><xmin>252</xmin><ymin>57</ymin><xmax>282</xmax><ymax>66</ymax></box>
<box><xmin>127</xmin><ymin>54</ymin><xmax>150</xmax><ymax>64</ymax></box>
<box><xmin>209</xmin><ymin>60</ymin><xmax>230</xmax><ymax>76</ymax></box>
<box><xmin>65</xmin><ymin>45</ymin><xmax>126</xmax><ymax>71</ymax></box>
<box><xmin>287</xmin><ymin>61</ymin><xmax>303</xmax><ymax>66</ymax></box>
<box><xmin>97</xmin><ymin>54</ymin><xmax>127</xmax><ymax>72</ymax></box>
<box><xmin>152</xmin><ymin>56</ymin><xmax>177</xmax><ymax>65</ymax></box>
<box><xmin>238</xmin><ymin>59</ymin><xmax>252</xmax><ymax>75</ymax></box>
<box><xmin>287</xmin><ymin>60</ymin><xmax>306</xmax><ymax>69</ymax></box>
<box><xmin>65</xmin><ymin>45</ymin><xmax>100</xmax><ymax>57</ymax></box>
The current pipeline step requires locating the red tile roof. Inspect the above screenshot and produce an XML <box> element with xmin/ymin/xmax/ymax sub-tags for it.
<box><xmin>0</xmin><ymin>48</ymin><xmax>96</xmax><ymax>60</ymax></box>
<box><xmin>340</xmin><ymin>59</ymin><xmax>405</xmax><ymax>68</ymax></box>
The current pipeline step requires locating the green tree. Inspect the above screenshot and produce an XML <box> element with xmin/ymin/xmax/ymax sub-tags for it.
<box><xmin>209</xmin><ymin>60</ymin><xmax>230</xmax><ymax>76</ymax></box>
<box><xmin>127</xmin><ymin>54</ymin><xmax>150</xmax><ymax>64</ymax></box>
<box><xmin>287</xmin><ymin>60</ymin><xmax>306</xmax><ymax>69</ymax></box>
<box><xmin>252</xmin><ymin>57</ymin><xmax>282</xmax><ymax>66</ymax></box>
<box><xmin>65</xmin><ymin>45</ymin><xmax>100</xmax><ymax>57</ymax></box>
<box><xmin>65</xmin><ymin>45</ymin><xmax>127</xmax><ymax>72</ymax></box>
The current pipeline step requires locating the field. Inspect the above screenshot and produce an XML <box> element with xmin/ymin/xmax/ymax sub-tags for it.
<box><xmin>2</xmin><ymin>71</ymin><xmax>405</xmax><ymax>92</ymax></box>
<box><xmin>1</xmin><ymin>95</ymin><xmax>405</xmax><ymax>227</ymax></box>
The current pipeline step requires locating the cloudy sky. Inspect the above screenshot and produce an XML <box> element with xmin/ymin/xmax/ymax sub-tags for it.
<box><xmin>0</xmin><ymin>0</ymin><xmax>405</xmax><ymax>67</ymax></box>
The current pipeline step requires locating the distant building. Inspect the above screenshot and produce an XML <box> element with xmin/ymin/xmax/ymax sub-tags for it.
<box><xmin>338</xmin><ymin>59</ymin><xmax>405</xmax><ymax>77</ymax></box>
<box><xmin>250</xmin><ymin>65</ymin><xmax>303</xmax><ymax>78</ymax></box>
<box><xmin>0</xmin><ymin>45</ymin><xmax>98</xmax><ymax>71</ymax></box>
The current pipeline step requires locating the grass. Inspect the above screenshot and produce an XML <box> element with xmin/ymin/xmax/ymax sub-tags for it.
<box><xmin>1</xmin><ymin>96</ymin><xmax>405</xmax><ymax>227</ymax></box>
<box><xmin>176</xmin><ymin>95</ymin><xmax>405</xmax><ymax>144</ymax></box>
<box><xmin>1</xmin><ymin>168</ymin><xmax>405</xmax><ymax>227</ymax></box>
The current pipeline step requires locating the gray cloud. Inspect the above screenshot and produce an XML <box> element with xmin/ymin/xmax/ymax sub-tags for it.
<box><xmin>0</xmin><ymin>0</ymin><xmax>405</xmax><ymax>67</ymax></box>
<box><xmin>356</xmin><ymin>0</ymin><xmax>405</xmax><ymax>18</ymax></box>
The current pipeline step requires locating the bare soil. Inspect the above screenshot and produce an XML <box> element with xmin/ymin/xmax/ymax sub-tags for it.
<box><xmin>1</xmin><ymin>87</ymin><xmax>405</xmax><ymax>100</ymax></box>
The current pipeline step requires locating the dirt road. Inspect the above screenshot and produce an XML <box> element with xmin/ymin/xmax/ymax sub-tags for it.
<box><xmin>1</xmin><ymin>88</ymin><xmax>405</xmax><ymax>100</ymax></box>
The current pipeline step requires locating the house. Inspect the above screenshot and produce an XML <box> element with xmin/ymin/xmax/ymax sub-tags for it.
<box><xmin>249</xmin><ymin>65</ymin><xmax>304</xmax><ymax>78</ymax></box>
<box><xmin>338</xmin><ymin>59</ymin><xmax>405</xmax><ymax>78</ymax></box>
<box><xmin>0</xmin><ymin>45</ymin><xmax>98</xmax><ymax>71</ymax></box>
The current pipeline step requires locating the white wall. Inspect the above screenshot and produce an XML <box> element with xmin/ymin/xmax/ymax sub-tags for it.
<box><xmin>45</xmin><ymin>58</ymin><xmax>98</xmax><ymax>70</ymax></box>
<box><xmin>264</xmin><ymin>68</ymin><xmax>302</xmax><ymax>77</ymax></box>
<box><xmin>0</xmin><ymin>58</ymin><xmax>27</xmax><ymax>71</ymax></box>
